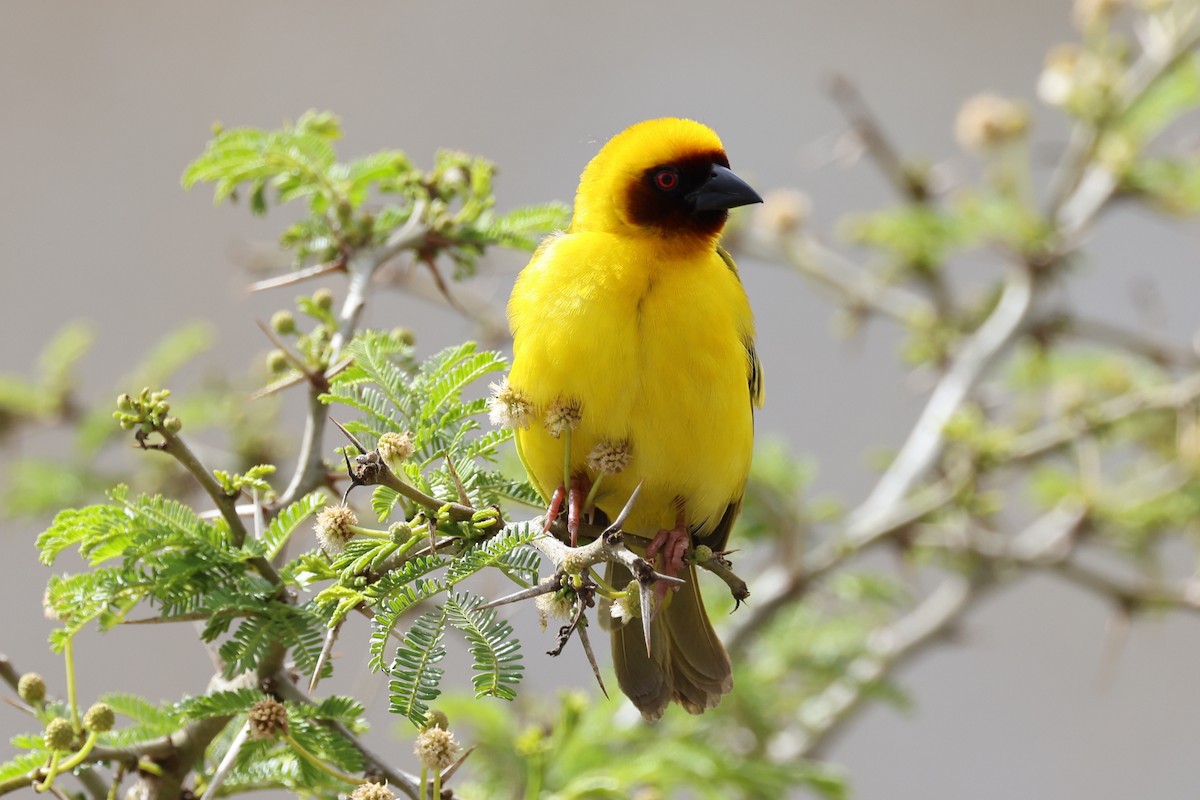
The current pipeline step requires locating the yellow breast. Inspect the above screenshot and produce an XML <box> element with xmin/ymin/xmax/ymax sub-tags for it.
<box><xmin>507</xmin><ymin>232</ymin><xmax>755</xmax><ymax>538</ymax></box>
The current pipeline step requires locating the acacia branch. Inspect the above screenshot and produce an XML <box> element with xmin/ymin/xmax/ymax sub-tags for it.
<box><xmin>728</xmin><ymin>470</ymin><xmax>966</xmax><ymax>653</ymax></box>
<box><xmin>777</xmin><ymin>502</ymin><xmax>1086</xmax><ymax>759</ymax></box>
<box><xmin>848</xmin><ymin>264</ymin><xmax>1035</xmax><ymax>534</ymax></box>
<box><xmin>278</xmin><ymin>202</ymin><xmax>429</xmax><ymax>509</ymax></box>
<box><xmin>1033</xmin><ymin>311</ymin><xmax>1200</xmax><ymax>368</ymax></box>
<box><xmin>1008</xmin><ymin>372</ymin><xmax>1200</xmax><ymax>463</ymax></box>
<box><xmin>1051</xmin><ymin>18</ymin><xmax>1200</xmax><ymax>231</ymax></box>
<box><xmin>741</xmin><ymin>233</ymin><xmax>933</xmax><ymax>324</ymax></box>
<box><xmin>827</xmin><ymin>74</ymin><xmax>931</xmax><ymax>203</ymax></box>
<box><xmin>270</xmin><ymin>674</ymin><xmax>424</xmax><ymax>800</ymax></box>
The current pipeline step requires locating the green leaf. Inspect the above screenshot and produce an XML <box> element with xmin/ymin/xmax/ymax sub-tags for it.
<box><xmin>444</xmin><ymin>592</ymin><xmax>523</xmax><ymax>700</ymax></box>
<box><xmin>180</xmin><ymin>688</ymin><xmax>269</xmax><ymax>720</ymax></box>
<box><xmin>306</xmin><ymin>694</ymin><xmax>366</xmax><ymax>724</ymax></box>
<box><xmin>1119</xmin><ymin>53</ymin><xmax>1200</xmax><ymax>142</ymax></box>
<box><xmin>387</xmin><ymin>607</ymin><xmax>448</xmax><ymax>727</ymax></box>
<box><xmin>263</xmin><ymin>492</ymin><xmax>326</xmax><ymax>560</ymax></box>
<box><xmin>0</xmin><ymin>753</ymin><xmax>47</xmax><ymax>784</ymax></box>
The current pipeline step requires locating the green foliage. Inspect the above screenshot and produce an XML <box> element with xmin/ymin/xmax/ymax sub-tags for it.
<box><xmin>181</xmin><ymin>689</ymin><xmax>270</xmax><ymax>720</ymax></box>
<box><xmin>444</xmin><ymin>593</ymin><xmax>523</xmax><ymax>701</ymax></box>
<box><xmin>0</xmin><ymin>322</ymin><xmax>92</xmax><ymax>432</ymax></box>
<box><xmin>15</xmin><ymin>19</ymin><xmax>1200</xmax><ymax>794</ymax></box>
<box><xmin>388</xmin><ymin>607</ymin><xmax>449</xmax><ymax>727</ymax></box>
<box><xmin>324</xmin><ymin>333</ymin><xmax>523</xmax><ymax>518</ymax></box>
<box><xmin>841</xmin><ymin>204</ymin><xmax>965</xmax><ymax>274</ymax></box>
<box><xmin>212</xmin><ymin>464</ymin><xmax>276</xmax><ymax>498</ymax></box>
<box><xmin>182</xmin><ymin>110</ymin><xmax>568</xmax><ymax>276</ymax></box>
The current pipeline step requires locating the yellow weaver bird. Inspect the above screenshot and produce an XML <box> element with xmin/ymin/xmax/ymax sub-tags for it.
<box><xmin>504</xmin><ymin>118</ymin><xmax>763</xmax><ymax>720</ymax></box>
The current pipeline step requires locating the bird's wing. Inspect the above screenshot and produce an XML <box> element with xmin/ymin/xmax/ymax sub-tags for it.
<box><xmin>717</xmin><ymin>245</ymin><xmax>764</xmax><ymax>410</ymax></box>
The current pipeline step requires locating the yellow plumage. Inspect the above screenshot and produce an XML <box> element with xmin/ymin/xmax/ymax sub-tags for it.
<box><xmin>506</xmin><ymin>118</ymin><xmax>763</xmax><ymax>718</ymax></box>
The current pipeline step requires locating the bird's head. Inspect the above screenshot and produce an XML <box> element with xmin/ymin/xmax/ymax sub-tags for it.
<box><xmin>570</xmin><ymin>118</ymin><xmax>762</xmax><ymax>249</ymax></box>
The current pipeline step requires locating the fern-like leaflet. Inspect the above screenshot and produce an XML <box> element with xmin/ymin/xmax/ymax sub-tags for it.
<box><xmin>445</xmin><ymin>593</ymin><xmax>523</xmax><ymax>700</ymax></box>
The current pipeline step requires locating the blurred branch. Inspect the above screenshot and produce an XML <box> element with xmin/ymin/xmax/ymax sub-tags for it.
<box><xmin>728</xmin><ymin>469</ymin><xmax>967</xmax><ymax>653</ymax></box>
<box><xmin>848</xmin><ymin>265</ymin><xmax>1035</xmax><ymax>533</ymax></box>
<box><xmin>827</xmin><ymin>74</ymin><xmax>931</xmax><ymax>203</ymax></box>
<box><xmin>1008</xmin><ymin>371</ymin><xmax>1200</xmax><ymax>463</ymax></box>
<box><xmin>1033</xmin><ymin>311</ymin><xmax>1200</xmax><ymax>368</ymax></box>
<box><xmin>741</xmin><ymin>233</ymin><xmax>934</xmax><ymax>323</ymax></box>
<box><xmin>1051</xmin><ymin>17</ymin><xmax>1200</xmax><ymax>232</ymax></box>
<box><xmin>1052</xmin><ymin>560</ymin><xmax>1200</xmax><ymax>615</ymax></box>
<box><xmin>780</xmin><ymin>502</ymin><xmax>1086</xmax><ymax>759</ymax></box>
<box><xmin>787</xmin><ymin>573</ymin><xmax>973</xmax><ymax>759</ymax></box>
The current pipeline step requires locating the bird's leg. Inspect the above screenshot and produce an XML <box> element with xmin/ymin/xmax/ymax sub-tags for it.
<box><xmin>543</xmin><ymin>483</ymin><xmax>567</xmax><ymax>533</ymax></box>
<box><xmin>644</xmin><ymin>508</ymin><xmax>690</xmax><ymax>601</ymax></box>
<box><xmin>567</xmin><ymin>475</ymin><xmax>589</xmax><ymax>547</ymax></box>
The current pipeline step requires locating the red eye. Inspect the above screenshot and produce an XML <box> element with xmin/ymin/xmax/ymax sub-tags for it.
<box><xmin>654</xmin><ymin>169</ymin><xmax>678</xmax><ymax>191</ymax></box>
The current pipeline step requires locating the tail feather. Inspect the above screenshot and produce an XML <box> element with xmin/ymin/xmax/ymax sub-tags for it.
<box><xmin>606</xmin><ymin>563</ymin><xmax>732</xmax><ymax>720</ymax></box>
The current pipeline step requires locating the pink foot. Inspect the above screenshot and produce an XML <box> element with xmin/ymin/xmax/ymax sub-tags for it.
<box><xmin>645</xmin><ymin>510</ymin><xmax>690</xmax><ymax>601</ymax></box>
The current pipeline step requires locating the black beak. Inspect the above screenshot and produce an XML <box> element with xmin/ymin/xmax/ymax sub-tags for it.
<box><xmin>687</xmin><ymin>164</ymin><xmax>763</xmax><ymax>212</ymax></box>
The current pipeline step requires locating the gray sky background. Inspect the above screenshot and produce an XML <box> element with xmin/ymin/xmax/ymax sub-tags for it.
<box><xmin>3</xmin><ymin>3</ymin><xmax>1199</xmax><ymax>798</ymax></box>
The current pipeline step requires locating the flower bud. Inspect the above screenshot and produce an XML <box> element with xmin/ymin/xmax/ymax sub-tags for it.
<box><xmin>1073</xmin><ymin>0</ymin><xmax>1123</xmax><ymax>30</ymax></box>
<box><xmin>535</xmin><ymin>591</ymin><xmax>574</xmax><ymax>630</ymax></box>
<box><xmin>313</xmin><ymin>288</ymin><xmax>335</xmax><ymax>311</ymax></box>
<box><xmin>377</xmin><ymin>432</ymin><xmax>415</xmax><ymax>473</ymax></box>
<box><xmin>83</xmin><ymin>702</ymin><xmax>115</xmax><ymax>733</ymax></box>
<box><xmin>487</xmin><ymin>378</ymin><xmax>534</xmax><ymax>430</ymax></box>
<box><xmin>587</xmin><ymin>439</ymin><xmax>633</xmax><ymax>475</ymax></box>
<box><xmin>314</xmin><ymin>505</ymin><xmax>358</xmax><ymax>553</ymax></box>
<box><xmin>247</xmin><ymin>699</ymin><xmax>288</xmax><ymax>740</ymax></box>
<box><xmin>350</xmin><ymin>783</ymin><xmax>396</xmax><ymax>800</ymax></box>
<box><xmin>544</xmin><ymin>397</ymin><xmax>583</xmax><ymax>439</ymax></box>
<box><xmin>162</xmin><ymin>417</ymin><xmax>183</xmax><ymax>435</ymax></box>
<box><xmin>266</xmin><ymin>349</ymin><xmax>290</xmax><ymax>375</ymax></box>
<box><xmin>270</xmin><ymin>310</ymin><xmax>297</xmax><ymax>336</ymax></box>
<box><xmin>413</xmin><ymin>725</ymin><xmax>460</xmax><ymax>771</ymax></box>
<box><xmin>609</xmin><ymin>581</ymin><xmax>641</xmax><ymax>624</ymax></box>
<box><xmin>44</xmin><ymin>718</ymin><xmax>74</xmax><ymax>751</ymax></box>
<box><xmin>17</xmin><ymin>673</ymin><xmax>46</xmax><ymax>704</ymax></box>
<box><xmin>388</xmin><ymin>521</ymin><xmax>413</xmax><ymax>543</ymax></box>
<box><xmin>754</xmin><ymin>189</ymin><xmax>811</xmax><ymax>237</ymax></box>
<box><xmin>955</xmin><ymin>94</ymin><xmax>1030</xmax><ymax>153</ymax></box>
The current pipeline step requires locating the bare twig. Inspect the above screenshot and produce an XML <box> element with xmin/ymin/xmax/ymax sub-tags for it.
<box><xmin>0</xmin><ymin>656</ymin><xmax>20</xmax><ymax>694</ymax></box>
<box><xmin>329</xmin><ymin>201</ymin><xmax>428</xmax><ymax>360</ymax></box>
<box><xmin>695</xmin><ymin>554</ymin><xmax>750</xmax><ymax>607</ymax></box>
<box><xmin>1008</xmin><ymin>372</ymin><xmax>1200</xmax><ymax>463</ymax></box>
<box><xmin>784</xmin><ymin>573</ymin><xmax>974</xmax><ymax>759</ymax></box>
<box><xmin>848</xmin><ymin>265</ymin><xmax>1035</xmax><ymax>534</ymax></box>
<box><xmin>246</xmin><ymin>259</ymin><xmax>346</xmax><ymax>293</ymax></box>
<box><xmin>199</xmin><ymin>722</ymin><xmax>250</xmax><ymax>800</ymax></box>
<box><xmin>743</xmin><ymin>234</ymin><xmax>934</xmax><ymax>323</ymax></box>
<box><xmin>827</xmin><ymin>75</ymin><xmax>930</xmax><ymax>203</ymax></box>
<box><xmin>728</xmin><ymin>470</ymin><xmax>966</xmax><ymax>653</ymax></box>
<box><xmin>779</xmin><ymin>503</ymin><xmax>1087</xmax><ymax>759</ymax></box>
<box><xmin>309</xmin><ymin>619</ymin><xmax>343</xmax><ymax>693</ymax></box>
<box><xmin>1034</xmin><ymin>311</ymin><xmax>1200</xmax><ymax>368</ymax></box>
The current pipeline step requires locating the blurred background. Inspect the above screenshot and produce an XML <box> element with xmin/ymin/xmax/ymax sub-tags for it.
<box><xmin>3</xmin><ymin>2</ymin><xmax>1199</xmax><ymax>798</ymax></box>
